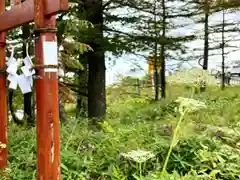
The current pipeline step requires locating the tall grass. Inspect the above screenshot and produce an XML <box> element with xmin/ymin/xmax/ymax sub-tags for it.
<box><xmin>2</xmin><ymin>84</ymin><xmax>240</xmax><ymax>179</ymax></box>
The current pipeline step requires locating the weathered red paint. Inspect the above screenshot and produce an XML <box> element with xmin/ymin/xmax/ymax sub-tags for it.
<box><xmin>0</xmin><ymin>0</ymin><xmax>68</xmax><ymax>32</ymax></box>
<box><xmin>0</xmin><ymin>0</ymin><xmax>7</xmax><ymax>169</ymax></box>
<box><xmin>35</xmin><ymin>0</ymin><xmax>61</xmax><ymax>179</ymax></box>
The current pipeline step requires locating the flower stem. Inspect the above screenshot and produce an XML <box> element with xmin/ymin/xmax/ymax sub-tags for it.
<box><xmin>139</xmin><ymin>163</ymin><xmax>142</xmax><ymax>179</ymax></box>
<box><xmin>161</xmin><ymin>109</ymin><xmax>187</xmax><ymax>175</ymax></box>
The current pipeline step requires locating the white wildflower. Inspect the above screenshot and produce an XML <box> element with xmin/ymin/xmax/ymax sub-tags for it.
<box><xmin>176</xmin><ymin>97</ymin><xmax>206</xmax><ymax>114</ymax></box>
<box><xmin>121</xmin><ymin>150</ymin><xmax>155</xmax><ymax>163</ymax></box>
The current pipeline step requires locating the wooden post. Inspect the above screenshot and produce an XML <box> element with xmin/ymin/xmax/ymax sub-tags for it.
<box><xmin>136</xmin><ymin>78</ymin><xmax>140</xmax><ymax>96</ymax></box>
<box><xmin>34</xmin><ymin>0</ymin><xmax>61</xmax><ymax>179</ymax></box>
<box><xmin>0</xmin><ymin>0</ymin><xmax>8</xmax><ymax>169</ymax></box>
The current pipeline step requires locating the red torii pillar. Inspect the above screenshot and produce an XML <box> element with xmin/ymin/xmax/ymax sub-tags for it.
<box><xmin>0</xmin><ymin>0</ymin><xmax>8</xmax><ymax>169</ymax></box>
<box><xmin>0</xmin><ymin>0</ymin><xmax>68</xmax><ymax>179</ymax></box>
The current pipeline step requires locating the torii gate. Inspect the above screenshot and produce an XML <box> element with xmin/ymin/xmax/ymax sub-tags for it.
<box><xmin>0</xmin><ymin>0</ymin><xmax>68</xmax><ymax>179</ymax></box>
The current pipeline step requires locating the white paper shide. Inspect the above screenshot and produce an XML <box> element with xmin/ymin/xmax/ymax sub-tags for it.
<box><xmin>6</xmin><ymin>46</ymin><xmax>35</xmax><ymax>94</ymax></box>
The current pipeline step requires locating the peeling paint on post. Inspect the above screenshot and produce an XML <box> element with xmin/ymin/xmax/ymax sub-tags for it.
<box><xmin>0</xmin><ymin>0</ymin><xmax>8</xmax><ymax>169</ymax></box>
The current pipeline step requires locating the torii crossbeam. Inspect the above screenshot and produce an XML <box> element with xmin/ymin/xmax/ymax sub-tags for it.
<box><xmin>0</xmin><ymin>0</ymin><xmax>68</xmax><ymax>32</ymax></box>
<box><xmin>0</xmin><ymin>0</ymin><xmax>68</xmax><ymax>179</ymax></box>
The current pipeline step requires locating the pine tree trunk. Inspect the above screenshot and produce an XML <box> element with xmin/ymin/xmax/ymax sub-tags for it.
<box><xmin>153</xmin><ymin>0</ymin><xmax>159</xmax><ymax>101</ymax></box>
<box><xmin>203</xmin><ymin>0</ymin><xmax>209</xmax><ymax>70</ymax></box>
<box><xmin>221</xmin><ymin>8</ymin><xmax>225</xmax><ymax>90</ymax></box>
<box><xmin>203</xmin><ymin>13</ymin><xmax>209</xmax><ymax>70</ymax></box>
<box><xmin>88</xmin><ymin>51</ymin><xmax>106</xmax><ymax>122</ymax></box>
<box><xmin>83</xmin><ymin>0</ymin><xmax>106</xmax><ymax>123</ymax></box>
<box><xmin>59</xmin><ymin>98</ymin><xmax>67</xmax><ymax>122</ymax></box>
<box><xmin>160</xmin><ymin>0</ymin><xmax>166</xmax><ymax>99</ymax></box>
<box><xmin>154</xmin><ymin>70</ymin><xmax>159</xmax><ymax>100</ymax></box>
<box><xmin>76</xmin><ymin>96</ymin><xmax>81</xmax><ymax>119</ymax></box>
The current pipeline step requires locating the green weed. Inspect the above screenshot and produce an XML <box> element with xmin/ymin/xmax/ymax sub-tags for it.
<box><xmin>2</xmin><ymin>85</ymin><xmax>240</xmax><ymax>179</ymax></box>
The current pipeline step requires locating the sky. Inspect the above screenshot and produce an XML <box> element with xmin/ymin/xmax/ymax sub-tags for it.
<box><xmin>105</xmin><ymin>4</ymin><xmax>240</xmax><ymax>86</ymax></box>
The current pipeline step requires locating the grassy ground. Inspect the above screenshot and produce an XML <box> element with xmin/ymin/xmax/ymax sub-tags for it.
<box><xmin>2</xmin><ymin>83</ymin><xmax>240</xmax><ymax>179</ymax></box>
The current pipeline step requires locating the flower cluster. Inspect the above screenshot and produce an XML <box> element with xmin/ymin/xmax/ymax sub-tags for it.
<box><xmin>120</xmin><ymin>149</ymin><xmax>155</xmax><ymax>163</ymax></box>
<box><xmin>176</xmin><ymin>97</ymin><xmax>206</xmax><ymax>115</ymax></box>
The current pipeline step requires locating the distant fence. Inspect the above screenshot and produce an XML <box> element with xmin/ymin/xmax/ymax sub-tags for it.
<box><xmin>111</xmin><ymin>74</ymin><xmax>240</xmax><ymax>100</ymax></box>
<box><xmin>229</xmin><ymin>77</ymin><xmax>240</xmax><ymax>85</ymax></box>
<box><xmin>215</xmin><ymin>76</ymin><xmax>240</xmax><ymax>86</ymax></box>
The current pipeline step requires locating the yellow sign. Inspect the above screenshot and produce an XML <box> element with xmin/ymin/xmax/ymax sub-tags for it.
<box><xmin>148</xmin><ymin>56</ymin><xmax>161</xmax><ymax>74</ymax></box>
